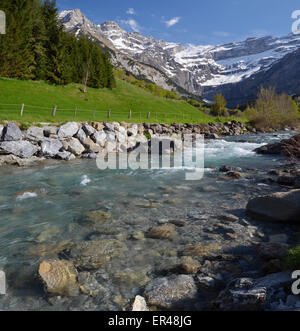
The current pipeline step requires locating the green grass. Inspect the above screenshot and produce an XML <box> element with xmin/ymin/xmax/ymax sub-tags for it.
<box><xmin>0</xmin><ymin>77</ymin><xmax>246</xmax><ymax>124</ymax></box>
<box><xmin>283</xmin><ymin>243</ymin><xmax>300</xmax><ymax>270</ymax></box>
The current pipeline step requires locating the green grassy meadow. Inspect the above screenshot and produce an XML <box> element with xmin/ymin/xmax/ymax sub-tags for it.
<box><xmin>0</xmin><ymin>77</ymin><xmax>244</xmax><ymax>125</ymax></box>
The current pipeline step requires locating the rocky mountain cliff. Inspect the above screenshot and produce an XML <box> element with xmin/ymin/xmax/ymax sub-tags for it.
<box><xmin>58</xmin><ymin>9</ymin><xmax>193</xmax><ymax>98</ymax></box>
<box><xmin>59</xmin><ymin>9</ymin><xmax>300</xmax><ymax>106</ymax></box>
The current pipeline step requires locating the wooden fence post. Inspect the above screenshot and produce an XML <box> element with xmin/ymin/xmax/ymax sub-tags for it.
<box><xmin>147</xmin><ymin>112</ymin><xmax>150</xmax><ymax>120</ymax></box>
<box><xmin>20</xmin><ymin>104</ymin><xmax>24</xmax><ymax>117</ymax></box>
<box><xmin>52</xmin><ymin>105</ymin><xmax>57</xmax><ymax>117</ymax></box>
<box><xmin>108</xmin><ymin>109</ymin><xmax>111</xmax><ymax>119</ymax></box>
<box><xmin>74</xmin><ymin>107</ymin><xmax>77</xmax><ymax>119</ymax></box>
<box><xmin>129</xmin><ymin>110</ymin><xmax>132</xmax><ymax>119</ymax></box>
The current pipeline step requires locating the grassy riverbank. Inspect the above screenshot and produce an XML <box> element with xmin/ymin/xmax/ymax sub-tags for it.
<box><xmin>0</xmin><ymin>77</ymin><xmax>245</xmax><ymax>125</ymax></box>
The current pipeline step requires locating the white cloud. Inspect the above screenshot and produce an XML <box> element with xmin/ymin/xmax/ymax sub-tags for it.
<box><xmin>164</xmin><ymin>17</ymin><xmax>181</xmax><ymax>28</ymax></box>
<box><xmin>126</xmin><ymin>8</ymin><xmax>136</xmax><ymax>15</ymax></box>
<box><xmin>121</xmin><ymin>19</ymin><xmax>140</xmax><ymax>32</ymax></box>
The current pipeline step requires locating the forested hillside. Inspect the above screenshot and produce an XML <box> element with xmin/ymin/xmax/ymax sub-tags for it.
<box><xmin>0</xmin><ymin>0</ymin><xmax>115</xmax><ymax>89</ymax></box>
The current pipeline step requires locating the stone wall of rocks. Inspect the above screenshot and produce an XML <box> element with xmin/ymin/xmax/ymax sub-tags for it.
<box><xmin>0</xmin><ymin>120</ymin><xmax>251</xmax><ymax>167</ymax></box>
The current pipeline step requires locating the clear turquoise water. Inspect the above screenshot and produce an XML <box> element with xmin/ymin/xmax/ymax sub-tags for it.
<box><xmin>0</xmin><ymin>131</ymin><xmax>296</xmax><ymax>310</ymax></box>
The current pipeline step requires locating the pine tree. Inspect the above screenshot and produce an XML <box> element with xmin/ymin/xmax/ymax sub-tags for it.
<box><xmin>0</xmin><ymin>0</ymin><xmax>116</xmax><ymax>89</ymax></box>
<box><xmin>0</xmin><ymin>0</ymin><xmax>39</xmax><ymax>79</ymax></box>
<box><xmin>42</xmin><ymin>0</ymin><xmax>65</xmax><ymax>84</ymax></box>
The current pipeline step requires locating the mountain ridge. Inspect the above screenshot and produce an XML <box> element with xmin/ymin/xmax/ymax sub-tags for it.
<box><xmin>59</xmin><ymin>9</ymin><xmax>300</xmax><ymax>106</ymax></box>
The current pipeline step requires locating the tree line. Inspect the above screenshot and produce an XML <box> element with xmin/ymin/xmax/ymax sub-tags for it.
<box><xmin>0</xmin><ymin>0</ymin><xmax>116</xmax><ymax>89</ymax></box>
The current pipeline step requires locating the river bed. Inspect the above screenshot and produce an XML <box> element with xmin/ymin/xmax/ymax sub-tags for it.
<box><xmin>0</xmin><ymin>131</ymin><xmax>297</xmax><ymax>311</ymax></box>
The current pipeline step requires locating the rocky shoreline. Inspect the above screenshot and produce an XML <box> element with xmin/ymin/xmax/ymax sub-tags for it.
<box><xmin>0</xmin><ymin>120</ymin><xmax>287</xmax><ymax>167</ymax></box>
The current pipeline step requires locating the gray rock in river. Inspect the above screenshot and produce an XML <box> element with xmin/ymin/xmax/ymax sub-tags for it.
<box><xmin>0</xmin><ymin>141</ymin><xmax>38</xmax><ymax>158</ymax></box>
<box><xmin>81</xmin><ymin>153</ymin><xmax>97</xmax><ymax>160</ymax></box>
<box><xmin>246</xmin><ymin>189</ymin><xmax>300</xmax><ymax>222</ymax></box>
<box><xmin>40</xmin><ymin>138</ymin><xmax>63</xmax><ymax>157</ymax></box>
<box><xmin>144</xmin><ymin>274</ymin><xmax>198</xmax><ymax>309</ymax></box>
<box><xmin>213</xmin><ymin>272</ymin><xmax>291</xmax><ymax>311</ymax></box>
<box><xmin>57</xmin><ymin>122</ymin><xmax>79</xmax><ymax>139</ymax></box>
<box><xmin>55</xmin><ymin>151</ymin><xmax>76</xmax><ymax>161</ymax></box>
<box><xmin>2</xmin><ymin>123</ymin><xmax>23</xmax><ymax>141</ymax></box>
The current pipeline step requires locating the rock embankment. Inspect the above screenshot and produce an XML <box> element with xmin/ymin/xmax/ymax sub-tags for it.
<box><xmin>0</xmin><ymin>121</ymin><xmax>250</xmax><ymax>167</ymax></box>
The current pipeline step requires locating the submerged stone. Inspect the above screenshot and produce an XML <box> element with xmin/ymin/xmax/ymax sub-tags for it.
<box><xmin>83</xmin><ymin>210</ymin><xmax>112</xmax><ymax>225</ymax></box>
<box><xmin>146</xmin><ymin>224</ymin><xmax>176</xmax><ymax>239</ymax></box>
<box><xmin>144</xmin><ymin>274</ymin><xmax>198</xmax><ymax>309</ymax></box>
<box><xmin>27</xmin><ymin>241</ymin><xmax>74</xmax><ymax>257</ymax></box>
<box><xmin>70</xmin><ymin>240</ymin><xmax>127</xmax><ymax>270</ymax></box>
<box><xmin>38</xmin><ymin>259</ymin><xmax>79</xmax><ymax>296</ymax></box>
<box><xmin>182</xmin><ymin>244</ymin><xmax>222</xmax><ymax>257</ymax></box>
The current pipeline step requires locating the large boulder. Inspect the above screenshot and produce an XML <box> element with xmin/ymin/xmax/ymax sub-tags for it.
<box><xmin>246</xmin><ymin>189</ymin><xmax>300</xmax><ymax>222</ymax></box>
<box><xmin>40</xmin><ymin>138</ymin><xmax>63</xmax><ymax>157</ymax></box>
<box><xmin>82</xmin><ymin>137</ymin><xmax>102</xmax><ymax>153</ymax></box>
<box><xmin>255</xmin><ymin>134</ymin><xmax>300</xmax><ymax>159</ymax></box>
<box><xmin>82</xmin><ymin>124</ymin><xmax>96</xmax><ymax>136</ymax></box>
<box><xmin>61</xmin><ymin>137</ymin><xmax>85</xmax><ymax>156</ymax></box>
<box><xmin>0</xmin><ymin>141</ymin><xmax>38</xmax><ymax>158</ymax></box>
<box><xmin>38</xmin><ymin>259</ymin><xmax>79</xmax><ymax>296</ymax></box>
<box><xmin>2</xmin><ymin>123</ymin><xmax>23</xmax><ymax>141</ymax></box>
<box><xmin>26</xmin><ymin>126</ymin><xmax>44</xmax><ymax>142</ymax></box>
<box><xmin>75</xmin><ymin>128</ymin><xmax>87</xmax><ymax>144</ymax></box>
<box><xmin>144</xmin><ymin>275</ymin><xmax>198</xmax><ymax>309</ymax></box>
<box><xmin>57</xmin><ymin>122</ymin><xmax>79</xmax><ymax>139</ymax></box>
<box><xmin>91</xmin><ymin>131</ymin><xmax>106</xmax><ymax>147</ymax></box>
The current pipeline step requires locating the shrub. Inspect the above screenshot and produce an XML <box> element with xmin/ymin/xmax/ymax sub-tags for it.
<box><xmin>210</xmin><ymin>93</ymin><xmax>227</xmax><ymax>117</ymax></box>
<box><xmin>283</xmin><ymin>244</ymin><xmax>300</xmax><ymax>270</ymax></box>
<box><xmin>245</xmin><ymin>87</ymin><xmax>299</xmax><ymax>130</ymax></box>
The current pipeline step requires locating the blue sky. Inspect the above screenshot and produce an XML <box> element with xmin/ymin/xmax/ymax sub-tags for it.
<box><xmin>57</xmin><ymin>0</ymin><xmax>300</xmax><ymax>45</ymax></box>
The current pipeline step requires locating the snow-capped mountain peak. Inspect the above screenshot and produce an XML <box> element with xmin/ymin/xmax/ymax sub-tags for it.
<box><xmin>58</xmin><ymin>9</ymin><xmax>300</xmax><ymax>101</ymax></box>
